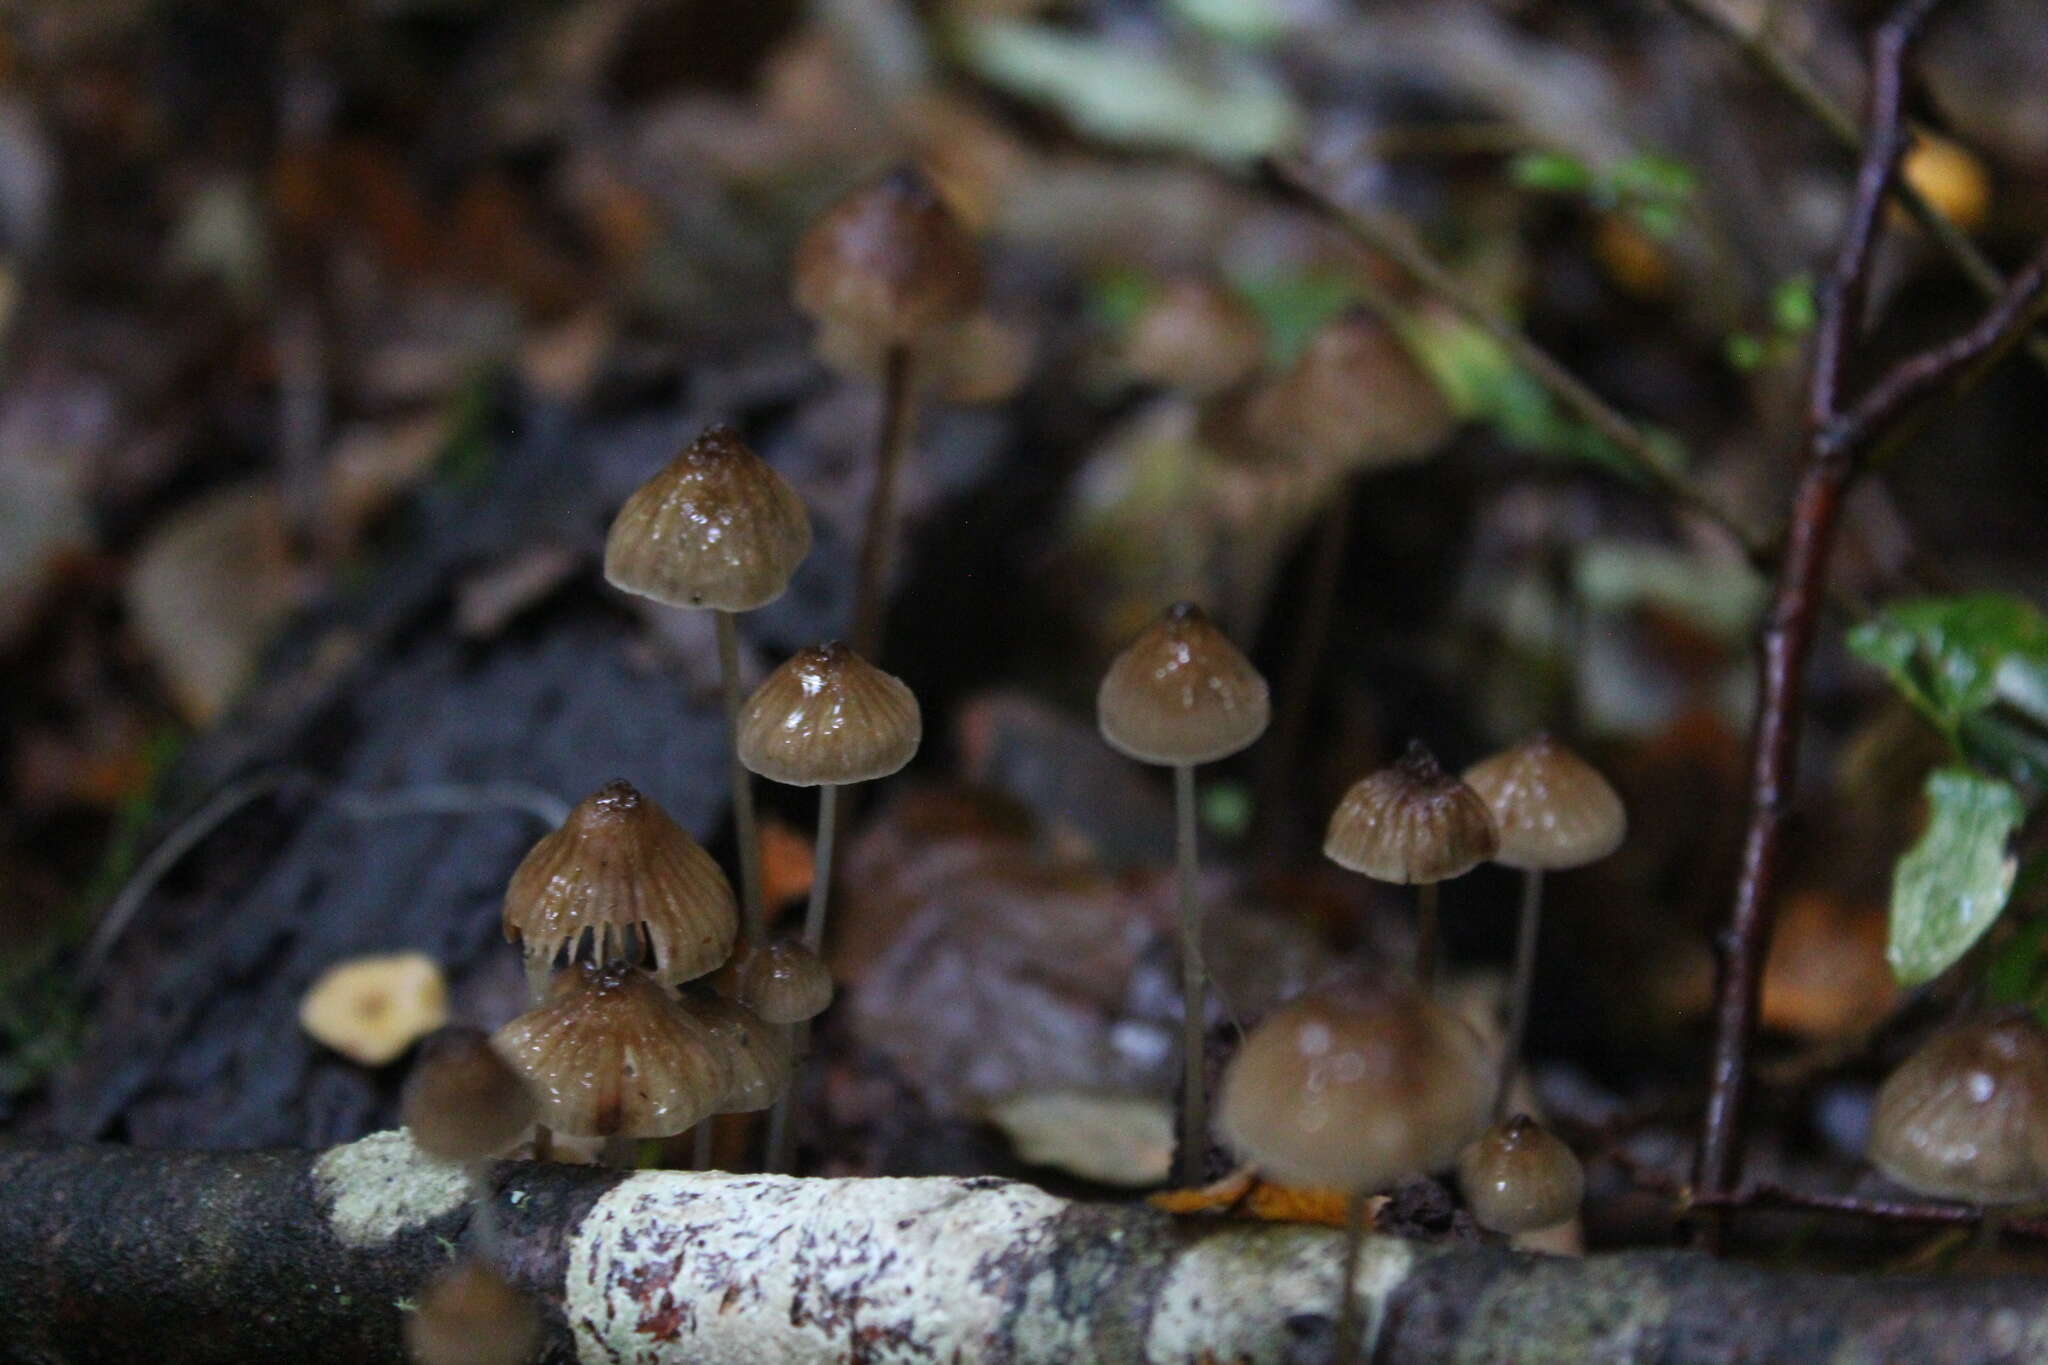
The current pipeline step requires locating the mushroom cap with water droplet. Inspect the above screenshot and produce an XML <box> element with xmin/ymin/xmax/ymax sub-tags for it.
<box><xmin>730</xmin><ymin>938</ymin><xmax>836</xmax><ymax>1024</ymax></box>
<box><xmin>1096</xmin><ymin>602</ymin><xmax>1269</xmax><ymax>766</ymax></box>
<box><xmin>1456</xmin><ymin>1114</ymin><xmax>1585</xmax><ymax>1234</ymax></box>
<box><xmin>792</xmin><ymin>165</ymin><xmax>983</xmax><ymax>346</ymax></box>
<box><xmin>1463</xmin><ymin>734</ymin><xmax>1625</xmax><ymax>871</ymax></box>
<box><xmin>1324</xmin><ymin>741</ymin><xmax>1499</xmax><ymax>884</ymax></box>
<box><xmin>1217</xmin><ymin>977</ymin><xmax>1492</xmax><ymax>1193</ymax></box>
<box><xmin>1867</xmin><ymin>1011</ymin><xmax>2048</xmax><ymax>1205</ymax></box>
<box><xmin>737</xmin><ymin>643</ymin><xmax>921</xmax><ymax>786</ymax></box>
<box><xmin>604</xmin><ymin>424</ymin><xmax>812</xmax><ymax>613</ymax></box>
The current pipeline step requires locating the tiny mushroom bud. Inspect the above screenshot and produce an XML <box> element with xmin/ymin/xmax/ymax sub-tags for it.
<box><xmin>1217</xmin><ymin>977</ymin><xmax>1492</xmax><ymax>1193</ymax></box>
<box><xmin>1123</xmin><ymin>277</ymin><xmax>1266</xmax><ymax>396</ymax></box>
<box><xmin>1457</xmin><ymin>1114</ymin><xmax>1585</xmax><ymax>1235</ymax></box>
<box><xmin>1096</xmin><ymin>602</ymin><xmax>1270</xmax><ymax>767</ymax></box>
<box><xmin>503</xmin><ymin>779</ymin><xmax>738</xmax><ymax>986</ymax></box>
<box><xmin>492</xmin><ymin>963</ymin><xmax>732</xmax><ymax>1139</ymax></box>
<box><xmin>402</xmin><ymin>1026</ymin><xmax>537</xmax><ymax>1163</ymax></box>
<box><xmin>405</xmin><ymin>1260</ymin><xmax>539</xmax><ymax>1365</ymax></box>
<box><xmin>299</xmin><ymin>951</ymin><xmax>450</xmax><ymax>1067</ymax></box>
<box><xmin>1325</xmin><ymin>741</ymin><xmax>1498</xmax><ymax>885</ymax></box>
<box><xmin>692</xmin><ymin>993</ymin><xmax>794</xmax><ymax>1113</ymax></box>
<box><xmin>603</xmin><ymin>425</ymin><xmax>812</xmax><ymax>613</ymax></box>
<box><xmin>733</xmin><ymin>937</ymin><xmax>835</xmax><ymax>1025</ymax></box>
<box><xmin>792</xmin><ymin>165</ymin><xmax>983</xmax><ymax>347</ymax></box>
<box><xmin>736</xmin><ymin>642</ymin><xmax>921</xmax><ymax>787</ymax></box>
<box><xmin>1868</xmin><ymin>1011</ymin><xmax>2048</xmax><ymax>1204</ymax></box>
<box><xmin>1461</xmin><ymin>734</ymin><xmax>1626</xmax><ymax>872</ymax></box>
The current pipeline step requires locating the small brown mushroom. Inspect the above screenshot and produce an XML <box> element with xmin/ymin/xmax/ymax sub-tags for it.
<box><xmin>402</xmin><ymin>1026</ymin><xmax>537</xmax><ymax>1164</ymax></box>
<box><xmin>727</xmin><ymin>938</ymin><xmax>835</xmax><ymax>1025</ymax></box>
<box><xmin>692</xmin><ymin>993</ymin><xmax>794</xmax><ymax>1115</ymax></box>
<box><xmin>1868</xmin><ymin>1011</ymin><xmax>2048</xmax><ymax>1205</ymax></box>
<box><xmin>405</xmin><ymin>1260</ymin><xmax>539</xmax><ymax>1365</ymax></box>
<box><xmin>1248</xmin><ymin>308</ymin><xmax>1452</xmax><ymax>468</ymax></box>
<box><xmin>1456</xmin><ymin>1114</ymin><xmax>1585</xmax><ymax>1235</ymax></box>
<box><xmin>1122</xmin><ymin>277</ymin><xmax>1266</xmax><ymax>396</ymax></box>
<box><xmin>792</xmin><ymin>165</ymin><xmax>983</xmax><ymax>348</ymax></box>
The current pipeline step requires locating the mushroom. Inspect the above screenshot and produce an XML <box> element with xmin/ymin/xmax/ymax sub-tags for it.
<box><xmin>1456</xmin><ymin>1114</ymin><xmax>1585</xmax><ymax>1235</ymax></box>
<box><xmin>402</xmin><ymin>1026</ymin><xmax>537</xmax><ymax>1165</ymax></box>
<box><xmin>1868</xmin><ymin>1011</ymin><xmax>2048</xmax><ymax>1207</ymax></box>
<box><xmin>693</xmin><ymin>993</ymin><xmax>794</xmax><ymax>1114</ymax></box>
<box><xmin>738</xmin><ymin>641</ymin><xmax>920</xmax><ymax>1167</ymax></box>
<box><xmin>1462</xmin><ymin>734</ymin><xmax>1625</xmax><ymax>1116</ymax></box>
<box><xmin>1122</xmin><ymin>277</ymin><xmax>1266</xmax><ymax>397</ymax></box>
<box><xmin>1217</xmin><ymin>977</ymin><xmax>1491</xmax><ymax>1357</ymax></box>
<box><xmin>605</xmin><ymin>425</ymin><xmax>812</xmax><ymax>943</ymax></box>
<box><xmin>405</xmin><ymin>1260</ymin><xmax>539</xmax><ymax>1365</ymax></box>
<box><xmin>298</xmin><ymin>951</ymin><xmax>449</xmax><ymax>1067</ymax></box>
<box><xmin>1246</xmin><ymin>307</ymin><xmax>1453</xmax><ymax>470</ymax></box>
<box><xmin>792</xmin><ymin>165</ymin><xmax>984</xmax><ymax>657</ymax></box>
<box><xmin>723</xmin><ymin>937</ymin><xmax>835</xmax><ymax>1025</ymax></box>
<box><xmin>1324</xmin><ymin>740</ymin><xmax>1498</xmax><ymax>991</ymax></box>
<box><xmin>491</xmin><ymin>963</ymin><xmax>732</xmax><ymax>1140</ymax></box>
<box><xmin>1097</xmin><ymin>601</ymin><xmax>1270</xmax><ymax>1185</ymax></box>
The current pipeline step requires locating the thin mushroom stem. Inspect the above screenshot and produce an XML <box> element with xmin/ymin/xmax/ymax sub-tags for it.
<box><xmin>1415</xmin><ymin>882</ymin><xmax>1441</xmax><ymax>992</ymax></box>
<box><xmin>1174</xmin><ymin>762</ymin><xmax>1209</xmax><ymax>1186</ymax></box>
<box><xmin>1336</xmin><ymin>1189</ymin><xmax>1368</xmax><ymax>1361</ymax></box>
<box><xmin>692</xmin><ymin>1121</ymin><xmax>715</xmax><ymax>1172</ymax></box>
<box><xmin>1495</xmin><ymin>867</ymin><xmax>1544</xmax><ymax>1119</ymax></box>
<box><xmin>852</xmin><ymin>345</ymin><xmax>917</xmax><ymax>659</ymax></box>
<box><xmin>766</xmin><ymin>783</ymin><xmax>843</xmax><ymax>1173</ymax></box>
<box><xmin>716</xmin><ymin>610</ymin><xmax>767</xmax><ymax>943</ymax></box>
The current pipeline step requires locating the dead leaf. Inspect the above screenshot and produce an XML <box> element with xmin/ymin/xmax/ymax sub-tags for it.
<box><xmin>455</xmin><ymin>543</ymin><xmax>581</xmax><ymax>639</ymax></box>
<box><xmin>986</xmin><ymin>1089</ymin><xmax>1173</xmax><ymax>1186</ymax></box>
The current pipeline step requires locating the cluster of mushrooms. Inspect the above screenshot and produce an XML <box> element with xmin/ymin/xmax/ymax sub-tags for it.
<box><xmin>381</xmin><ymin>164</ymin><xmax>2048</xmax><ymax>1362</ymax></box>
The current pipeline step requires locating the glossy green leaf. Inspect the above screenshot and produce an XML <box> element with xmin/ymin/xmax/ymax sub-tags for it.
<box><xmin>1846</xmin><ymin>593</ymin><xmax>2048</xmax><ymax>742</ymax></box>
<box><xmin>1888</xmin><ymin>767</ymin><xmax>2024</xmax><ymax>986</ymax></box>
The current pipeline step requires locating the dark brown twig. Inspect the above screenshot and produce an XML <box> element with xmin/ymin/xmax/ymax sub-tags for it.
<box><xmin>1690</xmin><ymin>1185</ymin><xmax>2048</xmax><ymax>1243</ymax></box>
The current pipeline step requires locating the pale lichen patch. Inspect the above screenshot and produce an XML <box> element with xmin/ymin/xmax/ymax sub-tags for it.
<box><xmin>1146</xmin><ymin>1226</ymin><xmax>1414</xmax><ymax>1363</ymax></box>
<box><xmin>313</xmin><ymin>1129</ymin><xmax>472</xmax><ymax>1248</ymax></box>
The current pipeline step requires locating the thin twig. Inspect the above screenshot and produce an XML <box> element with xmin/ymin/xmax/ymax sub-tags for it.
<box><xmin>1258</xmin><ymin>157</ymin><xmax>1772</xmax><ymax>564</ymax></box>
<box><xmin>1690</xmin><ymin>1185</ymin><xmax>2048</xmax><ymax>1243</ymax></box>
<box><xmin>1662</xmin><ymin>0</ymin><xmax>2048</xmax><ymax>375</ymax></box>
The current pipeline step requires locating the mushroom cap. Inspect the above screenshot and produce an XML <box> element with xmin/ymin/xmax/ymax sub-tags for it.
<box><xmin>603</xmin><ymin>425</ymin><xmax>812</xmax><ymax>613</ymax></box>
<box><xmin>1868</xmin><ymin>1012</ymin><xmax>2048</xmax><ymax>1204</ymax></box>
<box><xmin>737</xmin><ymin>642</ymin><xmax>921</xmax><ymax>786</ymax></box>
<box><xmin>1250</xmin><ymin>309</ymin><xmax>1452</xmax><ymax>467</ymax></box>
<box><xmin>502</xmin><ymin>779</ymin><xmax>738</xmax><ymax>985</ymax></box>
<box><xmin>792</xmin><ymin>165</ymin><xmax>983</xmax><ymax>346</ymax></box>
<box><xmin>691</xmin><ymin>994</ymin><xmax>794</xmax><ymax>1114</ymax></box>
<box><xmin>1219</xmin><ymin>978</ymin><xmax>1492</xmax><ymax>1192</ymax></box>
<box><xmin>298</xmin><ymin>951</ymin><xmax>449</xmax><ymax>1067</ymax></box>
<box><xmin>1324</xmin><ymin>741</ymin><xmax>1499</xmax><ymax>884</ymax></box>
<box><xmin>1456</xmin><ymin>1115</ymin><xmax>1585</xmax><ymax>1234</ymax></box>
<box><xmin>1096</xmin><ymin>602</ymin><xmax>1270</xmax><ymax>766</ymax></box>
<box><xmin>1462</xmin><ymin>734</ymin><xmax>1625</xmax><ymax>871</ymax></box>
<box><xmin>402</xmin><ymin>1026</ymin><xmax>538</xmax><ymax>1163</ymax></box>
<box><xmin>492</xmin><ymin>963</ymin><xmax>732</xmax><ymax>1138</ymax></box>
<box><xmin>732</xmin><ymin>938</ymin><xmax>836</xmax><ymax>1024</ymax></box>
<box><xmin>405</xmin><ymin>1261</ymin><xmax>540</xmax><ymax>1365</ymax></box>
<box><xmin>1123</xmin><ymin>277</ymin><xmax>1266</xmax><ymax>396</ymax></box>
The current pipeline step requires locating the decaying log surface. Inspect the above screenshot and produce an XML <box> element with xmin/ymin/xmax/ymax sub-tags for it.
<box><xmin>6</xmin><ymin>1131</ymin><xmax>2048</xmax><ymax>1365</ymax></box>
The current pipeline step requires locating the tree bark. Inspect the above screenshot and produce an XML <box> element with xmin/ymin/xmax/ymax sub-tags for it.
<box><xmin>6</xmin><ymin>1131</ymin><xmax>2048</xmax><ymax>1365</ymax></box>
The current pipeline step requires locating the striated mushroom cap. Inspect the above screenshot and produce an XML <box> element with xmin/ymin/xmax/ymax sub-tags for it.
<box><xmin>1463</xmin><ymin>734</ymin><xmax>1626</xmax><ymax>872</ymax></box>
<box><xmin>604</xmin><ymin>425</ymin><xmax>812</xmax><ymax>613</ymax></box>
<box><xmin>1868</xmin><ymin>1012</ymin><xmax>2048</xmax><ymax>1205</ymax></box>
<box><xmin>502</xmin><ymin>780</ymin><xmax>737</xmax><ymax>985</ymax></box>
<box><xmin>1456</xmin><ymin>1114</ymin><xmax>1585</xmax><ymax>1234</ymax></box>
<box><xmin>492</xmin><ymin>963</ymin><xmax>731</xmax><ymax>1138</ymax></box>
<box><xmin>1096</xmin><ymin>602</ymin><xmax>1269</xmax><ymax>766</ymax></box>
<box><xmin>692</xmin><ymin>993</ymin><xmax>794</xmax><ymax>1114</ymax></box>
<box><xmin>792</xmin><ymin>165</ymin><xmax>983</xmax><ymax>346</ymax></box>
<box><xmin>1218</xmin><ymin>977</ymin><xmax>1492</xmax><ymax>1192</ymax></box>
<box><xmin>737</xmin><ymin>643</ymin><xmax>921</xmax><ymax>786</ymax></box>
<box><xmin>1325</xmin><ymin>741</ymin><xmax>1499</xmax><ymax>884</ymax></box>
<box><xmin>726</xmin><ymin>938</ymin><xmax>836</xmax><ymax>1024</ymax></box>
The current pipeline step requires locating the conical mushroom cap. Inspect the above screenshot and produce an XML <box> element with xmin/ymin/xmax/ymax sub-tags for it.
<box><xmin>737</xmin><ymin>643</ymin><xmax>921</xmax><ymax>786</ymax></box>
<box><xmin>402</xmin><ymin>1026</ymin><xmax>538</xmax><ymax>1163</ymax></box>
<box><xmin>1097</xmin><ymin>602</ymin><xmax>1270</xmax><ymax>766</ymax></box>
<box><xmin>792</xmin><ymin>165</ymin><xmax>983</xmax><ymax>346</ymax></box>
<box><xmin>691</xmin><ymin>994</ymin><xmax>793</xmax><ymax>1114</ymax></box>
<box><xmin>1868</xmin><ymin>1012</ymin><xmax>2048</xmax><ymax>1204</ymax></box>
<box><xmin>728</xmin><ymin>937</ymin><xmax>835</xmax><ymax>1024</ymax></box>
<box><xmin>1123</xmin><ymin>277</ymin><xmax>1265</xmax><ymax>396</ymax></box>
<box><xmin>1217</xmin><ymin>977</ymin><xmax>1492</xmax><ymax>1192</ymax></box>
<box><xmin>604</xmin><ymin>425</ymin><xmax>812</xmax><ymax>612</ymax></box>
<box><xmin>1463</xmin><ymin>734</ymin><xmax>1625</xmax><ymax>871</ymax></box>
<box><xmin>502</xmin><ymin>780</ymin><xmax>738</xmax><ymax>985</ymax></box>
<box><xmin>1251</xmin><ymin>309</ymin><xmax>1452</xmax><ymax>467</ymax></box>
<box><xmin>1456</xmin><ymin>1115</ymin><xmax>1585</xmax><ymax>1234</ymax></box>
<box><xmin>1325</xmin><ymin>741</ymin><xmax>1499</xmax><ymax>883</ymax></box>
<box><xmin>492</xmin><ymin>964</ymin><xmax>732</xmax><ymax>1138</ymax></box>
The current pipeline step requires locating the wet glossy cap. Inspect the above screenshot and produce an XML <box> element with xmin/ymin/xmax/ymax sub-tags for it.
<box><xmin>1456</xmin><ymin>1114</ymin><xmax>1585</xmax><ymax>1234</ymax></box>
<box><xmin>604</xmin><ymin>425</ymin><xmax>812</xmax><ymax>613</ymax></box>
<box><xmin>737</xmin><ymin>643</ymin><xmax>921</xmax><ymax>786</ymax></box>
<box><xmin>502</xmin><ymin>780</ymin><xmax>738</xmax><ymax>985</ymax></box>
<box><xmin>492</xmin><ymin>963</ymin><xmax>732</xmax><ymax>1138</ymax></box>
<box><xmin>405</xmin><ymin>1261</ymin><xmax>540</xmax><ymax>1365</ymax></box>
<box><xmin>729</xmin><ymin>937</ymin><xmax>835</xmax><ymax>1024</ymax></box>
<box><xmin>1324</xmin><ymin>741</ymin><xmax>1499</xmax><ymax>884</ymax></box>
<box><xmin>402</xmin><ymin>1026</ymin><xmax>538</xmax><ymax>1163</ymax></box>
<box><xmin>1123</xmin><ymin>277</ymin><xmax>1266</xmax><ymax>396</ymax></box>
<box><xmin>691</xmin><ymin>993</ymin><xmax>794</xmax><ymax>1114</ymax></box>
<box><xmin>1097</xmin><ymin>602</ymin><xmax>1269</xmax><ymax>766</ymax></box>
<box><xmin>1217</xmin><ymin>977</ymin><xmax>1492</xmax><ymax>1192</ymax></box>
<box><xmin>792</xmin><ymin>165</ymin><xmax>983</xmax><ymax>345</ymax></box>
<box><xmin>1868</xmin><ymin>1012</ymin><xmax>2048</xmax><ymax>1204</ymax></box>
<box><xmin>1462</xmin><ymin>734</ymin><xmax>1625</xmax><ymax>871</ymax></box>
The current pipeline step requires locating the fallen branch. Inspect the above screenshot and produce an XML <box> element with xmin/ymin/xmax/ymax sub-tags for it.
<box><xmin>6</xmin><ymin>1131</ymin><xmax>2048</xmax><ymax>1364</ymax></box>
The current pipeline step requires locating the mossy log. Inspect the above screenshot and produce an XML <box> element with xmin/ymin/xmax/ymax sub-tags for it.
<box><xmin>5</xmin><ymin>1131</ymin><xmax>2048</xmax><ymax>1364</ymax></box>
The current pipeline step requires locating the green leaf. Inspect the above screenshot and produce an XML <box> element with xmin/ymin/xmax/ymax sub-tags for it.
<box><xmin>1611</xmin><ymin>152</ymin><xmax>1697</xmax><ymax>204</ymax></box>
<box><xmin>1888</xmin><ymin>767</ymin><xmax>2024</xmax><ymax>986</ymax></box>
<box><xmin>1770</xmin><ymin>275</ymin><xmax>1818</xmax><ymax>335</ymax></box>
<box><xmin>1510</xmin><ymin>152</ymin><xmax>1594</xmax><ymax>195</ymax></box>
<box><xmin>1724</xmin><ymin>333</ymin><xmax>1767</xmax><ymax>371</ymax></box>
<box><xmin>1846</xmin><ymin>593</ymin><xmax>2048</xmax><ymax>742</ymax></box>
